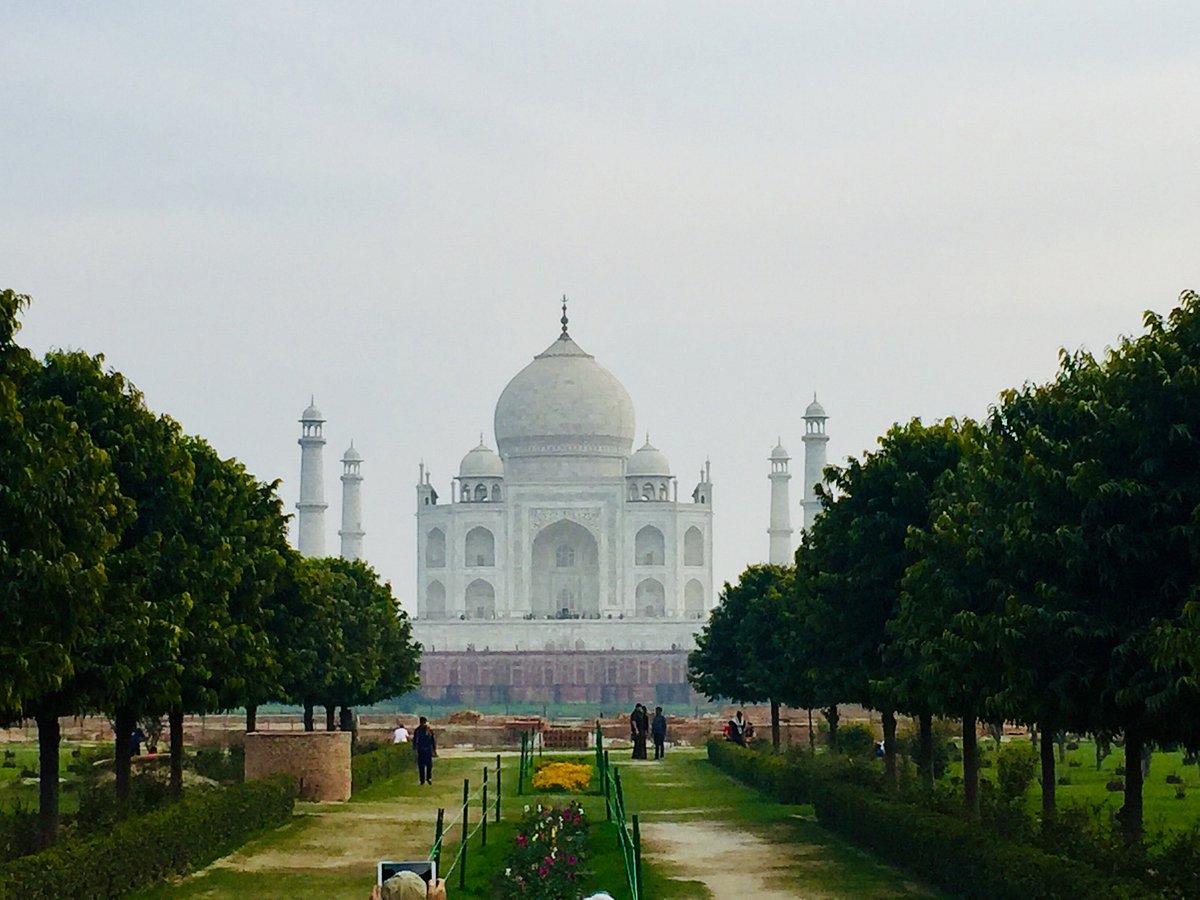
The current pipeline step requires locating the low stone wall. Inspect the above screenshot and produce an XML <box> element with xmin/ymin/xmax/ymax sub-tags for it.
<box><xmin>244</xmin><ymin>732</ymin><xmax>351</xmax><ymax>801</ymax></box>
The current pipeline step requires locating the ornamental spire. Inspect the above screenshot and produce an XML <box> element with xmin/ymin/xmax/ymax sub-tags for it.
<box><xmin>560</xmin><ymin>294</ymin><xmax>569</xmax><ymax>338</ymax></box>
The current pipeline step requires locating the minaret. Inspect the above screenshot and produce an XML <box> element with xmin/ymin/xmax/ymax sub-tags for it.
<box><xmin>691</xmin><ymin>458</ymin><xmax>713</xmax><ymax>506</ymax></box>
<box><xmin>339</xmin><ymin>442</ymin><xmax>365</xmax><ymax>560</ymax></box>
<box><xmin>768</xmin><ymin>440</ymin><xmax>793</xmax><ymax>564</ymax></box>
<box><xmin>296</xmin><ymin>398</ymin><xmax>328</xmax><ymax>557</ymax></box>
<box><xmin>801</xmin><ymin>395</ymin><xmax>829</xmax><ymax>531</ymax></box>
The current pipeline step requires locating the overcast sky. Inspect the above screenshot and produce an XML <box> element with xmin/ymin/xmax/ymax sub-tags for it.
<box><xmin>4</xmin><ymin>2</ymin><xmax>1199</xmax><ymax>610</ymax></box>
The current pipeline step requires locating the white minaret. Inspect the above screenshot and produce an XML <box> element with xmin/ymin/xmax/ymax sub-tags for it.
<box><xmin>768</xmin><ymin>440</ymin><xmax>793</xmax><ymax>564</ymax></box>
<box><xmin>296</xmin><ymin>398</ymin><xmax>328</xmax><ymax>557</ymax></box>
<box><xmin>339</xmin><ymin>442</ymin><xmax>365</xmax><ymax>560</ymax></box>
<box><xmin>801</xmin><ymin>395</ymin><xmax>829</xmax><ymax>531</ymax></box>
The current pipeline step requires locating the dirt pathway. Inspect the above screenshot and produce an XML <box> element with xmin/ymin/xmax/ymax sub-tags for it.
<box><xmin>624</xmin><ymin>754</ymin><xmax>936</xmax><ymax>899</ymax></box>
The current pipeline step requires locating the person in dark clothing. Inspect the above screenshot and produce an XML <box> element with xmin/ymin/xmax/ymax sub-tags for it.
<box><xmin>651</xmin><ymin>706</ymin><xmax>667</xmax><ymax>759</ymax></box>
<box><xmin>630</xmin><ymin>704</ymin><xmax>649</xmax><ymax>759</ymax></box>
<box><xmin>413</xmin><ymin>716</ymin><xmax>437</xmax><ymax>784</ymax></box>
<box><xmin>728</xmin><ymin>710</ymin><xmax>748</xmax><ymax>746</ymax></box>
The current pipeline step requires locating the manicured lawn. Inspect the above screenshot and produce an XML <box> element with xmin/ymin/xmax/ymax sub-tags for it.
<box><xmin>0</xmin><ymin>740</ymin><xmax>110</xmax><ymax>814</ymax></box>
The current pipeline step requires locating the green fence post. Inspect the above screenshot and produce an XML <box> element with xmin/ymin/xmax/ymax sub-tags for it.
<box><xmin>603</xmin><ymin>749</ymin><xmax>612</xmax><ymax>821</ymax></box>
<box><xmin>633</xmin><ymin>813</ymin><xmax>643</xmax><ymax>900</ymax></box>
<box><xmin>433</xmin><ymin>807</ymin><xmax>444</xmax><ymax>870</ymax></box>
<box><xmin>614</xmin><ymin>767</ymin><xmax>625</xmax><ymax>820</ymax></box>
<box><xmin>518</xmin><ymin>733</ymin><xmax>526</xmax><ymax>796</ymax></box>
<box><xmin>482</xmin><ymin>765</ymin><xmax>488</xmax><ymax>848</ymax></box>
<box><xmin>459</xmin><ymin>778</ymin><xmax>469</xmax><ymax>890</ymax></box>
<box><xmin>495</xmin><ymin>753</ymin><xmax>502</xmax><ymax>822</ymax></box>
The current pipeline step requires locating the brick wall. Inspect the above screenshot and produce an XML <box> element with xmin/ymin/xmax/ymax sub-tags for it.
<box><xmin>244</xmin><ymin>732</ymin><xmax>351</xmax><ymax>801</ymax></box>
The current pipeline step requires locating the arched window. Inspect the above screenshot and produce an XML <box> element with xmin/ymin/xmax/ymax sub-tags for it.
<box><xmin>426</xmin><ymin>580</ymin><xmax>447</xmax><ymax>619</ymax></box>
<box><xmin>425</xmin><ymin>528</ymin><xmax>446</xmax><ymax>568</ymax></box>
<box><xmin>685</xmin><ymin>579</ymin><xmax>705</xmax><ymax>616</ymax></box>
<box><xmin>659</xmin><ymin>482</ymin><xmax>669</xmax><ymax>500</ymax></box>
<box><xmin>636</xmin><ymin>578</ymin><xmax>666</xmax><ymax>618</ymax></box>
<box><xmin>460</xmin><ymin>483</ymin><xmax>470</xmax><ymax>502</ymax></box>
<box><xmin>465</xmin><ymin>579</ymin><xmax>495</xmax><ymax>619</ymax></box>
<box><xmin>465</xmin><ymin>526</ymin><xmax>495</xmax><ymax>567</ymax></box>
<box><xmin>642</xmin><ymin>482</ymin><xmax>655</xmax><ymax>500</ymax></box>
<box><xmin>635</xmin><ymin>525</ymin><xmax>665</xmax><ymax>566</ymax></box>
<box><xmin>491</xmin><ymin>484</ymin><xmax>502</xmax><ymax>501</ymax></box>
<box><xmin>474</xmin><ymin>484</ymin><xmax>488</xmax><ymax>501</ymax></box>
<box><xmin>684</xmin><ymin>526</ymin><xmax>704</xmax><ymax>566</ymax></box>
<box><xmin>556</xmin><ymin>545</ymin><xmax>576</xmax><ymax>568</ymax></box>
<box><xmin>628</xmin><ymin>484</ymin><xmax>639</xmax><ymax>501</ymax></box>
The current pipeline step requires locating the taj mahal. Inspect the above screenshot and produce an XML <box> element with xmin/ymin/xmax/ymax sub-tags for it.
<box><xmin>292</xmin><ymin>303</ymin><xmax>829</xmax><ymax>705</ymax></box>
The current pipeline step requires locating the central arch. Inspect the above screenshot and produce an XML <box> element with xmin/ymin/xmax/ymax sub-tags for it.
<box><xmin>531</xmin><ymin>519</ymin><xmax>599</xmax><ymax>618</ymax></box>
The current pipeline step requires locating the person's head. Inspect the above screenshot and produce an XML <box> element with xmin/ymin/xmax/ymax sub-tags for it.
<box><xmin>381</xmin><ymin>870</ymin><xmax>426</xmax><ymax>900</ymax></box>
<box><xmin>419</xmin><ymin>716</ymin><xmax>428</xmax><ymax>725</ymax></box>
<box><xmin>655</xmin><ymin>706</ymin><xmax>662</xmax><ymax>715</ymax></box>
<box><xmin>735</xmin><ymin>710</ymin><xmax>743</xmax><ymax>721</ymax></box>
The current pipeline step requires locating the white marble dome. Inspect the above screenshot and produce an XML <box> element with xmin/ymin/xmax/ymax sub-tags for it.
<box><xmin>301</xmin><ymin>400</ymin><xmax>324</xmax><ymax>421</ymax></box>
<box><xmin>494</xmin><ymin>333</ymin><xmax>635</xmax><ymax>459</ymax></box>
<box><xmin>627</xmin><ymin>438</ymin><xmax>671</xmax><ymax>476</ymax></box>
<box><xmin>459</xmin><ymin>440</ymin><xmax>504</xmax><ymax>477</ymax></box>
<box><xmin>770</xmin><ymin>442</ymin><xmax>789</xmax><ymax>460</ymax></box>
<box><xmin>805</xmin><ymin>396</ymin><xmax>827</xmax><ymax>418</ymax></box>
<box><xmin>342</xmin><ymin>443</ymin><xmax>362</xmax><ymax>461</ymax></box>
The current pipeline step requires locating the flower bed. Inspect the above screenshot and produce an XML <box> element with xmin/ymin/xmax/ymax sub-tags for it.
<box><xmin>496</xmin><ymin>801</ymin><xmax>588</xmax><ymax>899</ymax></box>
<box><xmin>531</xmin><ymin>761</ymin><xmax>592</xmax><ymax>793</ymax></box>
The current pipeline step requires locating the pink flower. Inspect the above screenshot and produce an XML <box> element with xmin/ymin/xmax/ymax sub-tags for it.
<box><xmin>538</xmin><ymin>866</ymin><xmax>548</xmax><ymax>876</ymax></box>
<box><xmin>568</xmin><ymin>855</ymin><xmax>577</xmax><ymax>865</ymax></box>
<box><xmin>516</xmin><ymin>833</ymin><xmax>528</xmax><ymax>846</ymax></box>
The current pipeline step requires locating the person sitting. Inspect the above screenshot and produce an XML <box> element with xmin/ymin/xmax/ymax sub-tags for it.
<box><xmin>728</xmin><ymin>710</ymin><xmax>748</xmax><ymax>746</ymax></box>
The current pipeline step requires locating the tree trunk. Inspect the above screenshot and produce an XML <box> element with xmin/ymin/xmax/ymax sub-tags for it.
<box><xmin>1056</xmin><ymin>731</ymin><xmax>1066</xmax><ymax>764</ymax></box>
<box><xmin>303</xmin><ymin>702</ymin><xmax>314</xmax><ymax>732</ymax></box>
<box><xmin>770</xmin><ymin>700</ymin><xmax>780</xmax><ymax>751</ymax></box>
<box><xmin>169</xmin><ymin>704</ymin><xmax>184</xmax><ymax>798</ymax></box>
<box><xmin>919</xmin><ymin>712</ymin><xmax>934</xmax><ymax>791</ymax></box>
<box><xmin>36</xmin><ymin>712</ymin><xmax>61</xmax><ymax>847</ymax></box>
<box><xmin>1039</xmin><ymin>720</ymin><xmax>1056</xmax><ymax>822</ymax></box>
<box><xmin>881</xmin><ymin>708</ymin><xmax>898</xmax><ymax>793</ymax></box>
<box><xmin>1121</xmin><ymin>727</ymin><xmax>1144</xmax><ymax>845</ymax></box>
<box><xmin>807</xmin><ymin>708</ymin><xmax>815</xmax><ymax>755</ymax></box>
<box><xmin>324</xmin><ymin>704</ymin><xmax>336</xmax><ymax>732</ymax></box>
<box><xmin>824</xmin><ymin>706</ymin><xmax>839</xmax><ymax>751</ymax></box>
<box><xmin>246</xmin><ymin>705</ymin><xmax>257</xmax><ymax>733</ymax></box>
<box><xmin>114</xmin><ymin>705</ymin><xmax>134</xmax><ymax>801</ymax></box>
<box><xmin>962</xmin><ymin>713</ymin><xmax>979</xmax><ymax>818</ymax></box>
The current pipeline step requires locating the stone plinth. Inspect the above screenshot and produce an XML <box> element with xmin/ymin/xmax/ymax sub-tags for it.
<box><xmin>244</xmin><ymin>732</ymin><xmax>351</xmax><ymax>801</ymax></box>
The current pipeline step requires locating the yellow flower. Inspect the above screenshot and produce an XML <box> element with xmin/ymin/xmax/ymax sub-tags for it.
<box><xmin>530</xmin><ymin>761</ymin><xmax>593</xmax><ymax>793</ymax></box>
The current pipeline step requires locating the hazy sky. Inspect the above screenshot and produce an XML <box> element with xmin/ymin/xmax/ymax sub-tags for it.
<box><xmin>4</xmin><ymin>3</ymin><xmax>1199</xmax><ymax>609</ymax></box>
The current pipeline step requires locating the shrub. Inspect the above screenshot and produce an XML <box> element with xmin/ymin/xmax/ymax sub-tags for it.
<box><xmin>75</xmin><ymin>769</ymin><xmax>174</xmax><ymax>834</ymax></box>
<box><xmin>808</xmin><ymin>780</ymin><xmax>1148</xmax><ymax>899</ymax></box>
<box><xmin>0</xmin><ymin>806</ymin><xmax>41</xmax><ymax>863</ymax></box>
<box><xmin>1106</xmin><ymin>779</ymin><xmax>1125</xmax><ymax>792</ymax></box>
<box><xmin>351</xmin><ymin>743</ymin><xmax>413</xmax><ymax>793</ymax></box>
<box><xmin>530</xmin><ymin>762</ymin><xmax>591</xmax><ymax>793</ymax></box>
<box><xmin>0</xmin><ymin>774</ymin><xmax>296</xmax><ymax>899</ymax></box>
<box><xmin>838</xmin><ymin>723</ymin><xmax>875</xmax><ymax>758</ymax></box>
<box><xmin>996</xmin><ymin>742</ymin><xmax>1038</xmax><ymax>801</ymax></box>
<box><xmin>193</xmin><ymin>746</ymin><xmax>244</xmax><ymax>784</ymax></box>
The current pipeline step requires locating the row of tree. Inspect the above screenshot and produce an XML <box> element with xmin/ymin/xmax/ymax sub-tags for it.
<box><xmin>690</xmin><ymin>290</ymin><xmax>1200</xmax><ymax>845</ymax></box>
<box><xmin>0</xmin><ymin>291</ymin><xmax>422</xmax><ymax>846</ymax></box>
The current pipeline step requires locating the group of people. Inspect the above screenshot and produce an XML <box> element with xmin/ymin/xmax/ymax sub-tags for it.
<box><xmin>629</xmin><ymin>703</ymin><xmax>668</xmax><ymax>760</ymax></box>
<box><xmin>393</xmin><ymin>716</ymin><xmax>437</xmax><ymax>784</ymax></box>
<box><xmin>723</xmin><ymin>709</ymin><xmax>754</xmax><ymax>746</ymax></box>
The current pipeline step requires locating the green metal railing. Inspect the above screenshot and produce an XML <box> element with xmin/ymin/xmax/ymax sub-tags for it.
<box><xmin>427</xmin><ymin>753</ymin><xmax>503</xmax><ymax>889</ymax></box>
<box><xmin>597</xmin><ymin>721</ymin><xmax>643</xmax><ymax>900</ymax></box>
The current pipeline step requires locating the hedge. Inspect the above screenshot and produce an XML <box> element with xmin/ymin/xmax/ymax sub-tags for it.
<box><xmin>706</xmin><ymin>740</ymin><xmax>1150</xmax><ymax>900</ymax></box>
<box><xmin>0</xmin><ymin>774</ymin><xmax>296</xmax><ymax>900</ymax></box>
<box><xmin>352</xmin><ymin>742</ymin><xmax>414</xmax><ymax>793</ymax></box>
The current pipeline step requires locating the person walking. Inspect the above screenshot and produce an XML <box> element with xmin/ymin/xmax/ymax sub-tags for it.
<box><xmin>413</xmin><ymin>716</ymin><xmax>436</xmax><ymax>784</ymax></box>
<box><xmin>651</xmin><ymin>706</ymin><xmax>667</xmax><ymax>760</ymax></box>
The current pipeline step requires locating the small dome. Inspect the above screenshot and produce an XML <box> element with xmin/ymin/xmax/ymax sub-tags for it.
<box><xmin>770</xmin><ymin>441</ymin><xmax>789</xmax><ymax>460</ymax></box>
<box><xmin>805</xmin><ymin>395</ymin><xmax>826</xmax><ymax>419</ymax></box>
<box><xmin>301</xmin><ymin>398</ymin><xmax>324</xmax><ymax>421</ymax></box>
<box><xmin>342</xmin><ymin>443</ymin><xmax>362</xmax><ymax>461</ymax></box>
<box><xmin>627</xmin><ymin>438</ymin><xmax>671</xmax><ymax>476</ymax></box>
<box><xmin>459</xmin><ymin>440</ymin><xmax>504</xmax><ymax>478</ymax></box>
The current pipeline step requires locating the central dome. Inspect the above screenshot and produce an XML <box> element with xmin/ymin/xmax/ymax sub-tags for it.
<box><xmin>494</xmin><ymin>332</ymin><xmax>635</xmax><ymax>460</ymax></box>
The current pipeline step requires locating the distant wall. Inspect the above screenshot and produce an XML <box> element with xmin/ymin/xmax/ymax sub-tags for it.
<box><xmin>244</xmin><ymin>732</ymin><xmax>351</xmax><ymax>801</ymax></box>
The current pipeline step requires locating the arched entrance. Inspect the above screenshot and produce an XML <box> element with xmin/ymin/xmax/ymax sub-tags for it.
<box><xmin>531</xmin><ymin>519</ymin><xmax>600</xmax><ymax>618</ymax></box>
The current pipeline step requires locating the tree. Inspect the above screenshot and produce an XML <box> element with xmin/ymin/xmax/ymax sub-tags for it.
<box><xmin>0</xmin><ymin>291</ymin><xmax>128</xmax><ymax>844</ymax></box>
<box><xmin>27</xmin><ymin>349</ymin><xmax>194</xmax><ymax>802</ymax></box>
<box><xmin>803</xmin><ymin>418</ymin><xmax>969</xmax><ymax>792</ymax></box>
<box><xmin>689</xmin><ymin>564</ymin><xmax>805</xmax><ymax>748</ymax></box>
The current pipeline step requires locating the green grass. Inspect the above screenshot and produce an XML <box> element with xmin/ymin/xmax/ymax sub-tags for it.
<box><xmin>942</xmin><ymin>738</ymin><xmax>1200</xmax><ymax>833</ymax></box>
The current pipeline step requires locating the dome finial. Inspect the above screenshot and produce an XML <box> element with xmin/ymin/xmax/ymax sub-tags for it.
<box><xmin>560</xmin><ymin>294</ymin><xmax>569</xmax><ymax>337</ymax></box>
